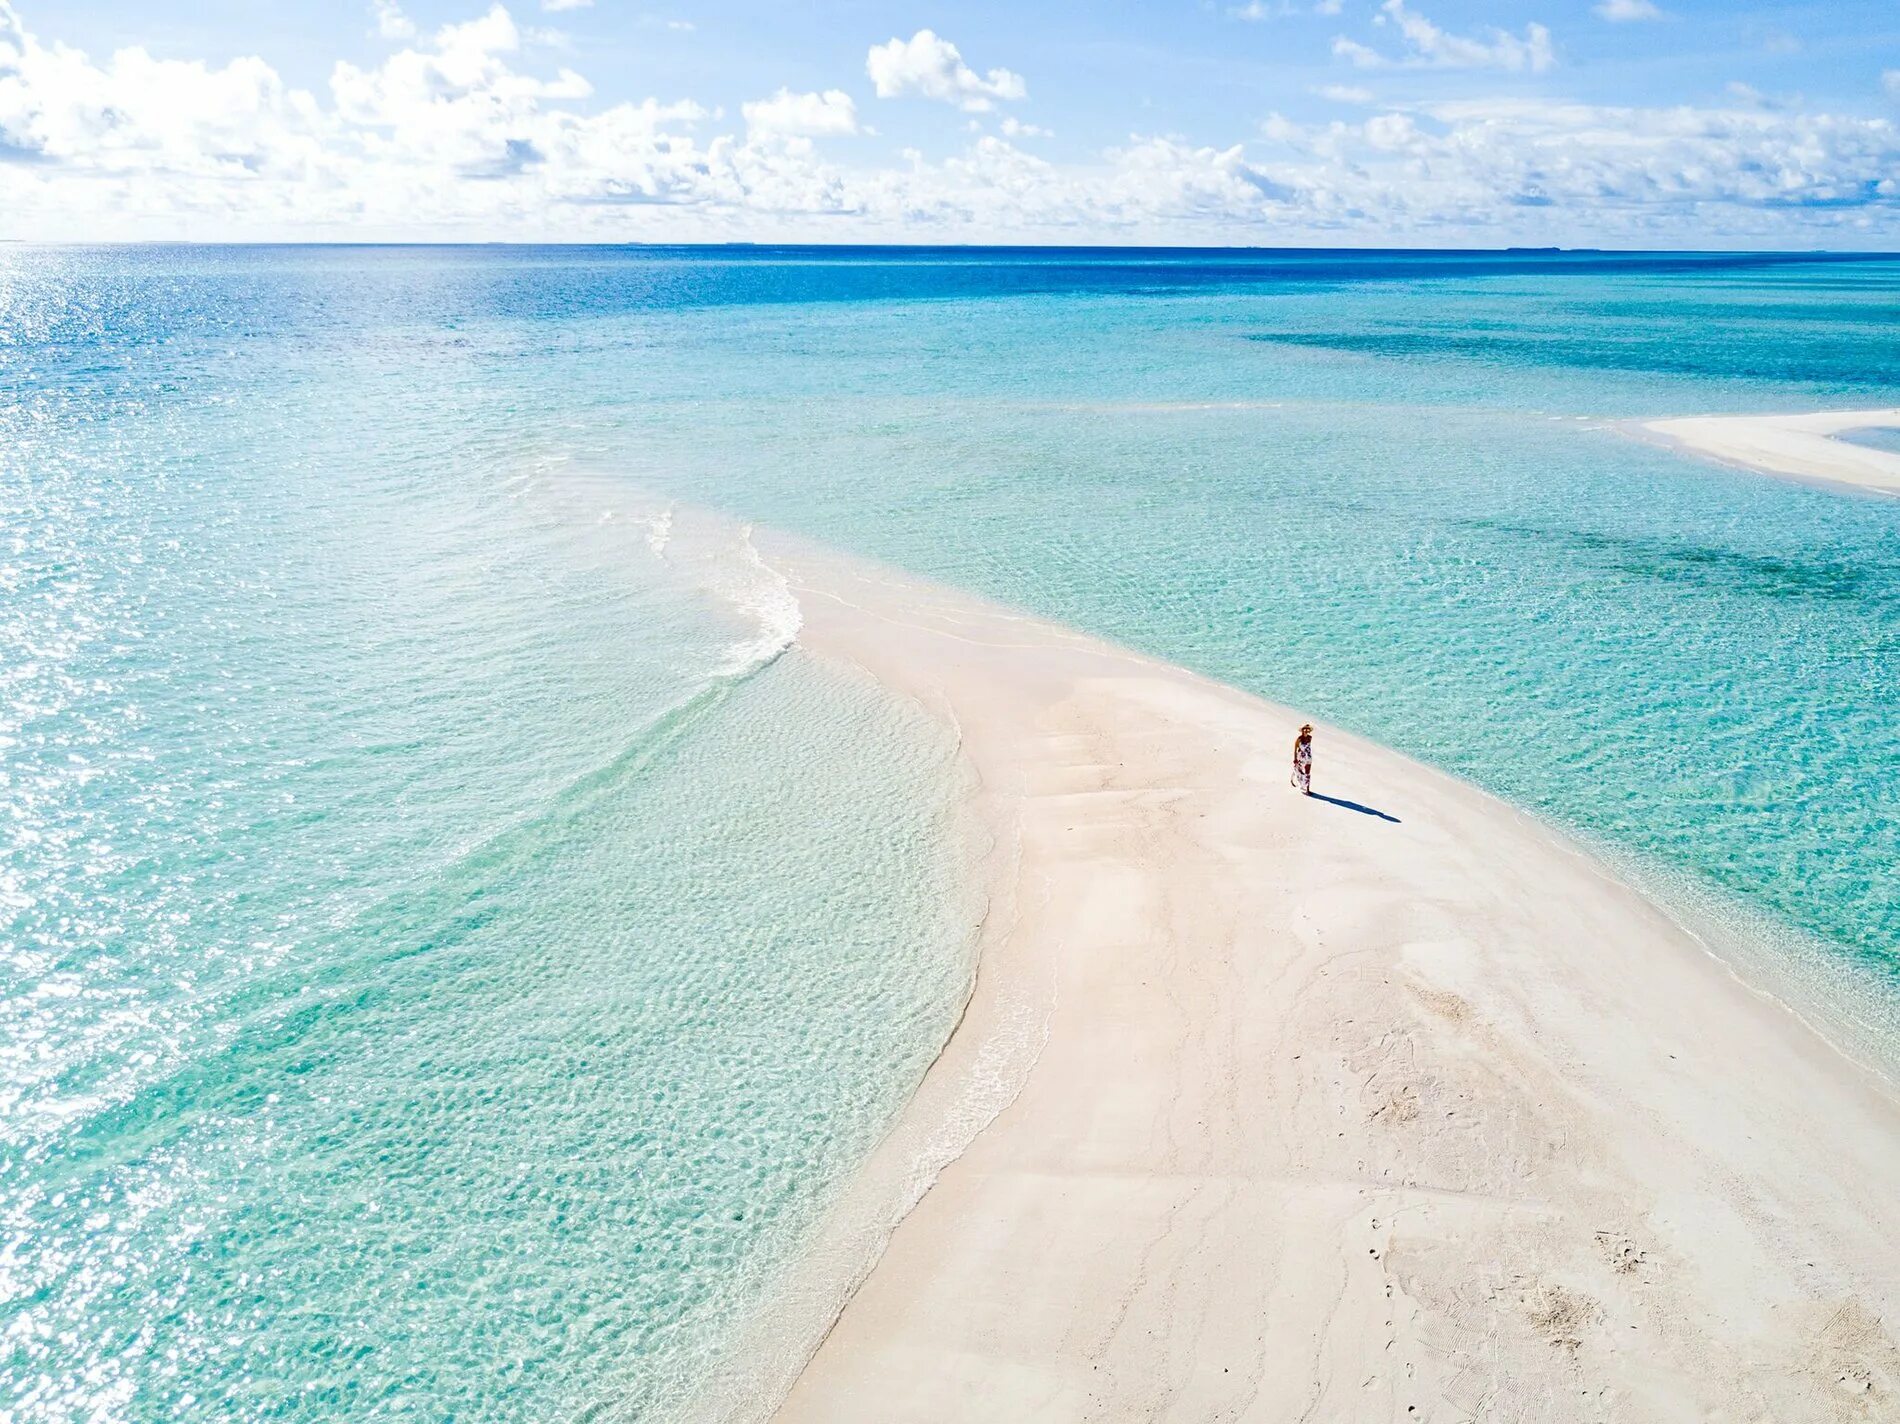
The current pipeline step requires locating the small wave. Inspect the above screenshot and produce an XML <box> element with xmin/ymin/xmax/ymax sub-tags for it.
<box><xmin>644</xmin><ymin>507</ymin><xmax>674</xmax><ymax>558</ymax></box>
<box><xmin>710</xmin><ymin>526</ymin><xmax>802</xmax><ymax>679</ymax></box>
<box><xmin>504</xmin><ymin>450</ymin><xmax>573</xmax><ymax>501</ymax></box>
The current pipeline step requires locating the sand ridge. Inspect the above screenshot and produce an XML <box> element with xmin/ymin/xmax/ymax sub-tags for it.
<box><xmin>1641</xmin><ymin>408</ymin><xmax>1900</xmax><ymax>495</ymax></box>
<box><xmin>754</xmin><ymin>538</ymin><xmax>1900</xmax><ymax>1422</ymax></box>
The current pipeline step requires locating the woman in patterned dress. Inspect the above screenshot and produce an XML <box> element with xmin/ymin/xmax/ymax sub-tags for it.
<box><xmin>1291</xmin><ymin>723</ymin><xmax>1314</xmax><ymax>796</ymax></box>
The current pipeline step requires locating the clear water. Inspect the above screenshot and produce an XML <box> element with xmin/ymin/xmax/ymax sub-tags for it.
<box><xmin>3</xmin><ymin>245</ymin><xmax>1897</xmax><ymax>1420</ymax></box>
<box><xmin>1841</xmin><ymin>425</ymin><xmax>1900</xmax><ymax>457</ymax></box>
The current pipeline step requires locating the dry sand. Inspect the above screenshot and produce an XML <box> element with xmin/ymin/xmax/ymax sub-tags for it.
<box><xmin>1642</xmin><ymin>408</ymin><xmax>1900</xmax><ymax>496</ymax></box>
<box><xmin>743</xmin><ymin>539</ymin><xmax>1900</xmax><ymax>1422</ymax></box>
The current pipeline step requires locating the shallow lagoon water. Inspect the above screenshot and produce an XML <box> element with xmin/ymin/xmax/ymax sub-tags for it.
<box><xmin>2</xmin><ymin>246</ymin><xmax>1896</xmax><ymax>1420</ymax></box>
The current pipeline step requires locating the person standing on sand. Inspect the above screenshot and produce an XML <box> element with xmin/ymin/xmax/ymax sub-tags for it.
<box><xmin>1292</xmin><ymin>723</ymin><xmax>1313</xmax><ymax>796</ymax></box>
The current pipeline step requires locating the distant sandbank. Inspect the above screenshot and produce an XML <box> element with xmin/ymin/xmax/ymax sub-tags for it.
<box><xmin>1643</xmin><ymin>408</ymin><xmax>1900</xmax><ymax>496</ymax></box>
<box><xmin>730</xmin><ymin>538</ymin><xmax>1900</xmax><ymax>1422</ymax></box>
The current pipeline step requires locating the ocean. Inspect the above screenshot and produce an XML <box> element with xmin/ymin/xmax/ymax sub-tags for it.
<box><xmin>3</xmin><ymin>245</ymin><xmax>1896</xmax><ymax>1420</ymax></box>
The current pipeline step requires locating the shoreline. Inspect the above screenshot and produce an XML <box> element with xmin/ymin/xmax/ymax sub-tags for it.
<box><xmin>740</xmin><ymin>536</ymin><xmax>1899</xmax><ymax>1420</ymax></box>
<box><xmin>1638</xmin><ymin>407</ymin><xmax>1900</xmax><ymax>496</ymax></box>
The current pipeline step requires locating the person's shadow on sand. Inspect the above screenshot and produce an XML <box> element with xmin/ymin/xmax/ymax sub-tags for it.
<box><xmin>1309</xmin><ymin>792</ymin><xmax>1401</xmax><ymax>823</ymax></box>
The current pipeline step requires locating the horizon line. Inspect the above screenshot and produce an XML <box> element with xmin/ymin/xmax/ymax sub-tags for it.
<box><xmin>5</xmin><ymin>240</ymin><xmax>1899</xmax><ymax>257</ymax></box>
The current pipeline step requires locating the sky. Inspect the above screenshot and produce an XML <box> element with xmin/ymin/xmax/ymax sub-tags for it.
<box><xmin>1</xmin><ymin>0</ymin><xmax>1897</xmax><ymax>247</ymax></box>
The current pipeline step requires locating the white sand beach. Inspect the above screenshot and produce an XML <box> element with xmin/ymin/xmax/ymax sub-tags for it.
<box><xmin>1643</xmin><ymin>408</ymin><xmax>1900</xmax><ymax>495</ymax></box>
<box><xmin>754</xmin><ymin>539</ymin><xmax>1900</xmax><ymax>1422</ymax></box>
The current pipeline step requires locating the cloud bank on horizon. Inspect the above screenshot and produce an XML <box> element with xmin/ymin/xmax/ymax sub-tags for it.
<box><xmin>0</xmin><ymin>0</ymin><xmax>1896</xmax><ymax>246</ymax></box>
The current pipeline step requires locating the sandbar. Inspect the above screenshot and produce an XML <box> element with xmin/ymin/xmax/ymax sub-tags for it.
<box><xmin>743</xmin><ymin>539</ymin><xmax>1900</xmax><ymax>1420</ymax></box>
<box><xmin>1643</xmin><ymin>408</ymin><xmax>1900</xmax><ymax>496</ymax></box>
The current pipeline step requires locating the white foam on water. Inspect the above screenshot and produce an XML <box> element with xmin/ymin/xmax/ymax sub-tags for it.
<box><xmin>645</xmin><ymin>507</ymin><xmax>674</xmax><ymax>558</ymax></box>
<box><xmin>710</xmin><ymin>525</ymin><xmax>802</xmax><ymax>678</ymax></box>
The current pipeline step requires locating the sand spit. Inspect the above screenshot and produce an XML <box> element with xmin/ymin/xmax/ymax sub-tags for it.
<box><xmin>755</xmin><ymin>538</ymin><xmax>1899</xmax><ymax>1422</ymax></box>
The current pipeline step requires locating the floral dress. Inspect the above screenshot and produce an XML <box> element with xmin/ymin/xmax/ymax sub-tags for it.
<box><xmin>1291</xmin><ymin>733</ymin><xmax>1313</xmax><ymax>795</ymax></box>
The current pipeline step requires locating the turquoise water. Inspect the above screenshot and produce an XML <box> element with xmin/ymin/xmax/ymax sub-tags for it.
<box><xmin>3</xmin><ymin>246</ymin><xmax>1897</xmax><ymax>1420</ymax></box>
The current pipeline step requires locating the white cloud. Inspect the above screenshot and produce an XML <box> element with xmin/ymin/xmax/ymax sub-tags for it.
<box><xmin>1725</xmin><ymin>82</ymin><xmax>1790</xmax><ymax>111</ymax></box>
<box><xmin>1331</xmin><ymin>37</ymin><xmax>1381</xmax><ymax>67</ymax></box>
<box><xmin>1595</xmin><ymin>0</ymin><xmax>1662</xmax><ymax>20</ymax></box>
<box><xmin>1885</xmin><ymin>69</ymin><xmax>1900</xmax><ymax>99</ymax></box>
<box><xmin>0</xmin><ymin>0</ymin><xmax>325</xmax><ymax>178</ymax></box>
<box><xmin>372</xmin><ymin>0</ymin><xmax>417</xmax><ymax>41</ymax></box>
<box><xmin>1000</xmin><ymin>115</ymin><xmax>1051</xmax><ymax>139</ymax></box>
<box><xmin>1317</xmin><ymin>83</ymin><xmax>1375</xmax><ymax>103</ymax></box>
<box><xmin>1362</xmin><ymin>111</ymin><xmax>1420</xmax><ymax>149</ymax></box>
<box><xmin>1338</xmin><ymin>0</ymin><xmax>1555</xmax><ymax>73</ymax></box>
<box><xmin>1099</xmin><ymin>135</ymin><xmax>1295</xmax><ymax>217</ymax></box>
<box><xmin>0</xmin><ymin>1</ymin><xmax>1895</xmax><ymax>246</ymax></box>
<box><xmin>542</xmin><ymin>0</ymin><xmax>592</xmax><ymax>10</ymax></box>
<box><xmin>742</xmin><ymin>88</ymin><xmax>858</xmax><ymax>142</ymax></box>
<box><xmin>1254</xmin><ymin>98</ymin><xmax>1899</xmax><ymax>234</ymax></box>
<box><xmin>866</xmin><ymin>29</ymin><xmax>1025</xmax><ymax>112</ymax></box>
<box><xmin>1232</xmin><ymin>0</ymin><xmax>1343</xmax><ymax>17</ymax></box>
<box><xmin>328</xmin><ymin>3</ymin><xmax>602</xmax><ymax>179</ymax></box>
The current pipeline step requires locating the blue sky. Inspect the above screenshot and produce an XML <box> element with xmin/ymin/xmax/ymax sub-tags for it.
<box><xmin>3</xmin><ymin>1</ymin><xmax>1897</xmax><ymax>245</ymax></box>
